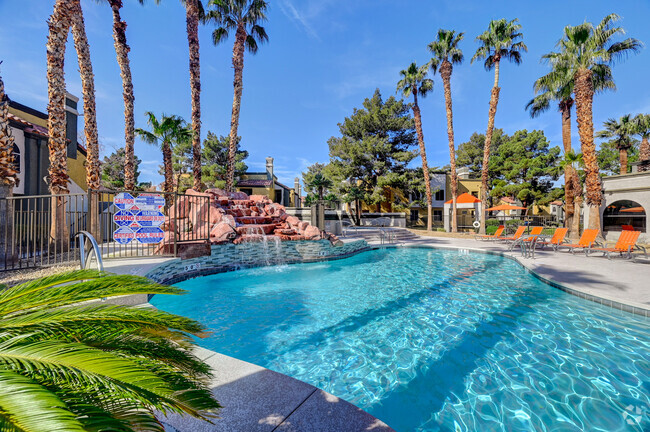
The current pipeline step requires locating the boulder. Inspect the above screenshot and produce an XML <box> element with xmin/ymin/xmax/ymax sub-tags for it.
<box><xmin>168</xmin><ymin>197</ymin><xmax>189</xmax><ymax>219</ymax></box>
<box><xmin>249</xmin><ymin>195</ymin><xmax>268</xmax><ymax>202</ymax></box>
<box><xmin>286</xmin><ymin>215</ymin><xmax>300</xmax><ymax>226</ymax></box>
<box><xmin>303</xmin><ymin>225</ymin><xmax>321</xmax><ymax>240</ymax></box>
<box><xmin>229</xmin><ymin>191</ymin><xmax>248</xmax><ymax>200</ymax></box>
<box><xmin>206</xmin><ymin>188</ymin><xmax>227</xmax><ymax>197</ymax></box>
<box><xmin>210</xmin><ymin>222</ymin><xmax>237</xmax><ymax>243</ymax></box>
<box><xmin>222</xmin><ymin>214</ymin><xmax>236</xmax><ymax>228</ymax></box>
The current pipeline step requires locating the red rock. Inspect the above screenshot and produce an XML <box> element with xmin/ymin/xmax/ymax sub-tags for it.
<box><xmin>222</xmin><ymin>214</ymin><xmax>236</xmax><ymax>227</ymax></box>
<box><xmin>210</xmin><ymin>222</ymin><xmax>237</xmax><ymax>242</ymax></box>
<box><xmin>286</xmin><ymin>215</ymin><xmax>300</xmax><ymax>226</ymax></box>
<box><xmin>304</xmin><ymin>225</ymin><xmax>321</xmax><ymax>240</ymax></box>
<box><xmin>298</xmin><ymin>221</ymin><xmax>309</xmax><ymax>232</ymax></box>
<box><xmin>168</xmin><ymin>196</ymin><xmax>189</xmax><ymax>219</ymax></box>
<box><xmin>206</xmin><ymin>188</ymin><xmax>227</xmax><ymax>197</ymax></box>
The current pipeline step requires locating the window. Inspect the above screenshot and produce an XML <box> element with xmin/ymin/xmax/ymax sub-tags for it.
<box><xmin>603</xmin><ymin>200</ymin><xmax>646</xmax><ymax>232</ymax></box>
<box><xmin>434</xmin><ymin>189</ymin><xmax>444</xmax><ymax>201</ymax></box>
<box><xmin>433</xmin><ymin>210</ymin><xmax>443</xmax><ymax>221</ymax></box>
<box><xmin>12</xmin><ymin>144</ymin><xmax>20</xmax><ymax>173</ymax></box>
<box><xmin>410</xmin><ymin>210</ymin><xmax>419</xmax><ymax>222</ymax></box>
<box><xmin>240</xmin><ymin>188</ymin><xmax>253</xmax><ymax>196</ymax></box>
<box><xmin>471</xmin><ymin>191</ymin><xmax>478</xmax><ymax>198</ymax></box>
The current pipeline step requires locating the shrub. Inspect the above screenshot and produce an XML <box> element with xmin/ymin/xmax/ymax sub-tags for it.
<box><xmin>486</xmin><ymin>218</ymin><xmax>500</xmax><ymax>226</ymax></box>
<box><xmin>486</xmin><ymin>225</ymin><xmax>498</xmax><ymax>235</ymax></box>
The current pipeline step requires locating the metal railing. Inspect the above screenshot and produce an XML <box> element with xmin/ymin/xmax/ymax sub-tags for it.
<box><xmin>75</xmin><ymin>231</ymin><xmax>104</xmax><ymax>271</ymax></box>
<box><xmin>1</xmin><ymin>193</ymin><xmax>87</xmax><ymax>271</ymax></box>
<box><xmin>1</xmin><ymin>190</ymin><xmax>212</xmax><ymax>272</ymax></box>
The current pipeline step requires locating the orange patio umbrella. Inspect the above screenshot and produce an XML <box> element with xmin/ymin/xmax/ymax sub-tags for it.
<box><xmin>486</xmin><ymin>204</ymin><xmax>527</xmax><ymax>211</ymax></box>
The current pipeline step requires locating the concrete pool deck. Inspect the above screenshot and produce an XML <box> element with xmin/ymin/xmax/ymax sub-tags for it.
<box><xmin>99</xmin><ymin>229</ymin><xmax>649</xmax><ymax>431</ymax></box>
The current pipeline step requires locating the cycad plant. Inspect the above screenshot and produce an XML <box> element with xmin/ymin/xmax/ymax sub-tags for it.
<box><xmin>429</xmin><ymin>29</ymin><xmax>464</xmax><ymax>233</ymax></box>
<box><xmin>397</xmin><ymin>62</ymin><xmax>434</xmax><ymax>231</ymax></box>
<box><xmin>206</xmin><ymin>0</ymin><xmax>269</xmax><ymax>192</ymax></box>
<box><xmin>472</xmin><ymin>18</ymin><xmax>527</xmax><ymax>234</ymax></box>
<box><xmin>0</xmin><ymin>270</ymin><xmax>219</xmax><ymax>431</ymax></box>
<box><xmin>596</xmin><ymin>114</ymin><xmax>634</xmax><ymax>175</ymax></box>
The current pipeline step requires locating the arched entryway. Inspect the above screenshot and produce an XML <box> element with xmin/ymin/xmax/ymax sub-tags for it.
<box><xmin>603</xmin><ymin>200</ymin><xmax>646</xmax><ymax>232</ymax></box>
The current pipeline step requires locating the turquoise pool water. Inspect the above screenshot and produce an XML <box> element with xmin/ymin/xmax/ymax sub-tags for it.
<box><xmin>151</xmin><ymin>248</ymin><xmax>650</xmax><ymax>431</ymax></box>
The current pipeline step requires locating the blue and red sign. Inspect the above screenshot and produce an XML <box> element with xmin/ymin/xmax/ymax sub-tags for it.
<box><xmin>113</xmin><ymin>192</ymin><xmax>135</xmax><ymax>210</ymax></box>
<box><xmin>113</xmin><ymin>210</ymin><xmax>135</xmax><ymax>227</ymax></box>
<box><xmin>135</xmin><ymin>194</ymin><xmax>165</xmax><ymax>210</ymax></box>
<box><xmin>135</xmin><ymin>227</ymin><xmax>165</xmax><ymax>244</ymax></box>
<box><xmin>134</xmin><ymin>210</ymin><xmax>165</xmax><ymax>227</ymax></box>
<box><xmin>113</xmin><ymin>227</ymin><xmax>135</xmax><ymax>244</ymax></box>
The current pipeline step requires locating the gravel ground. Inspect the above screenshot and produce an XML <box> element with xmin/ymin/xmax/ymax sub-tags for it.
<box><xmin>0</xmin><ymin>264</ymin><xmax>80</xmax><ymax>287</ymax></box>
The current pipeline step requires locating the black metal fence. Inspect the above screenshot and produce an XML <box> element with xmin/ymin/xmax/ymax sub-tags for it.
<box><xmin>0</xmin><ymin>190</ymin><xmax>211</xmax><ymax>272</ymax></box>
<box><xmin>0</xmin><ymin>193</ymin><xmax>87</xmax><ymax>271</ymax></box>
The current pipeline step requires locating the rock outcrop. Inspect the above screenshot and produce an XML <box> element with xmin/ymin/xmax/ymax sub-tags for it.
<box><xmin>156</xmin><ymin>189</ymin><xmax>341</xmax><ymax>254</ymax></box>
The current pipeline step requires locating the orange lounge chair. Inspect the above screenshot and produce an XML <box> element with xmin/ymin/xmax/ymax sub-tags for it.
<box><xmin>475</xmin><ymin>225</ymin><xmax>505</xmax><ymax>241</ymax></box>
<box><xmin>498</xmin><ymin>226</ymin><xmax>526</xmax><ymax>244</ymax></box>
<box><xmin>587</xmin><ymin>230</ymin><xmax>646</xmax><ymax>259</ymax></box>
<box><xmin>536</xmin><ymin>227</ymin><xmax>568</xmax><ymax>251</ymax></box>
<box><xmin>621</xmin><ymin>225</ymin><xmax>634</xmax><ymax>231</ymax></box>
<box><xmin>557</xmin><ymin>229</ymin><xmax>600</xmax><ymax>255</ymax></box>
<box><xmin>509</xmin><ymin>226</ymin><xmax>543</xmax><ymax>251</ymax></box>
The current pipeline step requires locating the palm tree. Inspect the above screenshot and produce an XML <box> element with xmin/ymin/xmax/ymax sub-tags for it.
<box><xmin>397</xmin><ymin>62</ymin><xmax>434</xmax><ymax>232</ymax></box>
<box><xmin>596</xmin><ymin>115</ymin><xmax>634</xmax><ymax>175</ymax></box>
<box><xmin>135</xmin><ymin>113</ymin><xmax>191</xmax><ymax>194</ymax></box>
<box><xmin>206</xmin><ymin>0</ymin><xmax>268</xmax><ymax>192</ymax></box>
<box><xmin>309</xmin><ymin>173</ymin><xmax>333</xmax><ymax>201</ymax></box>
<box><xmin>95</xmin><ymin>0</ymin><xmax>144</xmax><ymax>191</ymax></box>
<box><xmin>632</xmin><ymin>113</ymin><xmax>650</xmax><ymax>171</ymax></box>
<box><xmin>471</xmin><ymin>18</ymin><xmax>527</xmax><ymax>234</ymax></box>
<box><xmin>545</xmin><ymin>14</ymin><xmax>641</xmax><ymax>231</ymax></box>
<box><xmin>184</xmin><ymin>0</ymin><xmax>204</xmax><ymax>191</ymax></box>
<box><xmin>526</xmin><ymin>62</ymin><xmax>614</xmax><ymax>238</ymax></box>
<box><xmin>429</xmin><ymin>29</ymin><xmax>464</xmax><ymax>233</ymax></box>
<box><xmin>0</xmin><ymin>270</ymin><xmax>219</xmax><ymax>431</ymax></box>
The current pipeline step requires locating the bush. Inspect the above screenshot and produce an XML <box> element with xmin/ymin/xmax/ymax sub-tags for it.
<box><xmin>486</xmin><ymin>218</ymin><xmax>500</xmax><ymax>226</ymax></box>
<box><xmin>505</xmin><ymin>219</ymin><xmax>522</xmax><ymax>227</ymax></box>
<box><xmin>486</xmin><ymin>225</ymin><xmax>499</xmax><ymax>235</ymax></box>
<box><xmin>437</xmin><ymin>227</ymin><xmax>446</xmax><ymax>232</ymax></box>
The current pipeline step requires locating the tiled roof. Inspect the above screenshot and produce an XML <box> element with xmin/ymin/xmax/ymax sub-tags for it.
<box><xmin>550</xmin><ymin>200</ymin><xmax>563</xmax><ymax>206</ymax></box>
<box><xmin>275</xmin><ymin>181</ymin><xmax>291</xmax><ymax>190</ymax></box>
<box><xmin>237</xmin><ymin>179</ymin><xmax>272</xmax><ymax>187</ymax></box>
<box><xmin>501</xmin><ymin>197</ymin><xmax>516</xmax><ymax>203</ymax></box>
<box><xmin>445</xmin><ymin>192</ymin><xmax>481</xmax><ymax>204</ymax></box>
<box><xmin>8</xmin><ymin>113</ymin><xmax>48</xmax><ymax>137</ymax></box>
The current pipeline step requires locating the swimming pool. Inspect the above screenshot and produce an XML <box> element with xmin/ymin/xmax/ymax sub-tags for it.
<box><xmin>151</xmin><ymin>247</ymin><xmax>650</xmax><ymax>431</ymax></box>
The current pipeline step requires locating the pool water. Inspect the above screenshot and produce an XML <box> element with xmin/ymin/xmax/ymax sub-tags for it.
<box><xmin>151</xmin><ymin>248</ymin><xmax>650</xmax><ymax>431</ymax></box>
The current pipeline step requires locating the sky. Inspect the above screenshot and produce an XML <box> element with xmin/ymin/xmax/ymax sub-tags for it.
<box><xmin>1</xmin><ymin>0</ymin><xmax>649</xmax><ymax>188</ymax></box>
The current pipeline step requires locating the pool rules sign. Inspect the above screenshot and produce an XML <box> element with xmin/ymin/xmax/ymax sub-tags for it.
<box><xmin>112</xmin><ymin>193</ymin><xmax>166</xmax><ymax>244</ymax></box>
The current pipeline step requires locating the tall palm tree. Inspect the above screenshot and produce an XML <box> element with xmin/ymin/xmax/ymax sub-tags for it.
<box><xmin>526</xmin><ymin>62</ymin><xmax>614</xmax><ymax>238</ymax></box>
<box><xmin>471</xmin><ymin>18</ymin><xmax>527</xmax><ymax>234</ymax></box>
<box><xmin>207</xmin><ymin>0</ymin><xmax>268</xmax><ymax>192</ymax></box>
<box><xmin>429</xmin><ymin>29</ymin><xmax>464</xmax><ymax>233</ymax></box>
<box><xmin>596</xmin><ymin>115</ymin><xmax>635</xmax><ymax>175</ymax></box>
<box><xmin>632</xmin><ymin>113</ymin><xmax>650</xmax><ymax>171</ymax></box>
<box><xmin>397</xmin><ymin>63</ymin><xmax>434</xmax><ymax>232</ymax></box>
<box><xmin>135</xmin><ymin>113</ymin><xmax>191</xmax><ymax>194</ymax></box>
<box><xmin>545</xmin><ymin>14</ymin><xmax>641</xmax><ymax>231</ymax></box>
<box><xmin>184</xmin><ymin>0</ymin><xmax>204</xmax><ymax>191</ymax></box>
<box><xmin>96</xmin><ymin>0</ymin><xmax>145</xmax><ymax>191</ymax></box>
<box><xmin>0</xmin><ymin>270</ymin><xmax>219</xmax><ymax>431</ymax></box>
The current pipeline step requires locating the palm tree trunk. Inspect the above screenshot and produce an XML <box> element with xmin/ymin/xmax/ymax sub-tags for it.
<box><xmin>70</xmin><ymin>0</ymin><xmax>99</xmax><ymax>192</ymax></box>
<box><xmin>440</xmin><ymin>60</ymin><xmax>457</xmax><ymax>233</ymax></box>
<box><xmin>162</xmin><ymin>140</ymin><xmax>173</xmax><ymax>194</ymax></box>
<box><xmin>109</xmin><ymin>0</ymin><xmax>136</xmax><ymax>191</ymax></box>
<box><xmin>560</xmin><ymin>101</ymin><xmax>576</xmax><ymax>238</ymax></box>
<box><xmin>412</xmin><ymin>92</ymin><xmax>432</xmax><ymax>232</ymax></box>
<box><xmin>572</xmin><ymin>192</ymin><xmax>582</xmax><ymax>236</ymax></box>
<box><xmin>47</xmin><ymin>0</ymin><xmax>72</xmax><ymax>252</ymax></box>
<box><xmin>479</xmin><ymin>60</ymin><xmax>501</xmax><ymax>235</ymax></box>
<box><xmin>186</xmin><ymin>0</ymin><xmax>202</xmax><ymax>191</ymax></box>
<box><xmin>639</xmin><ymin>137</ymin><xmax>650</xmax><ymax>172</ymax></box>
<box><xmin>0</xmin><ymin>72</ymin><xmax>17</xmax><ymax>186</ymax></box>
<box><xmin>574</xmin><ymin>68</ymin><xmax>602</xmax><ymax>232</ymax></box>
<box><xmin>619</xmin><ymin>148</ymin><xmax>628</xmax><ymax>175</ymax></box>
<box><xmin>226</xmin><ymin>23</ymin><xmax>246</xmax><ymax>193</ymax></box>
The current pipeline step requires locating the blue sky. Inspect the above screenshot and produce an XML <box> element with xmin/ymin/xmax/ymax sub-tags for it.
<box><xmin>1</xmin><ymin>0</ymin><xmax>649</xmax><ymax>187</ymax></box>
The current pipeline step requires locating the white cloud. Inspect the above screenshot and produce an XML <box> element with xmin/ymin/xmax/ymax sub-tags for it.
<box><xmin>278</xmin><ymin>0</ymin><xmax>323</xmax><ymax>41</ymax></box>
